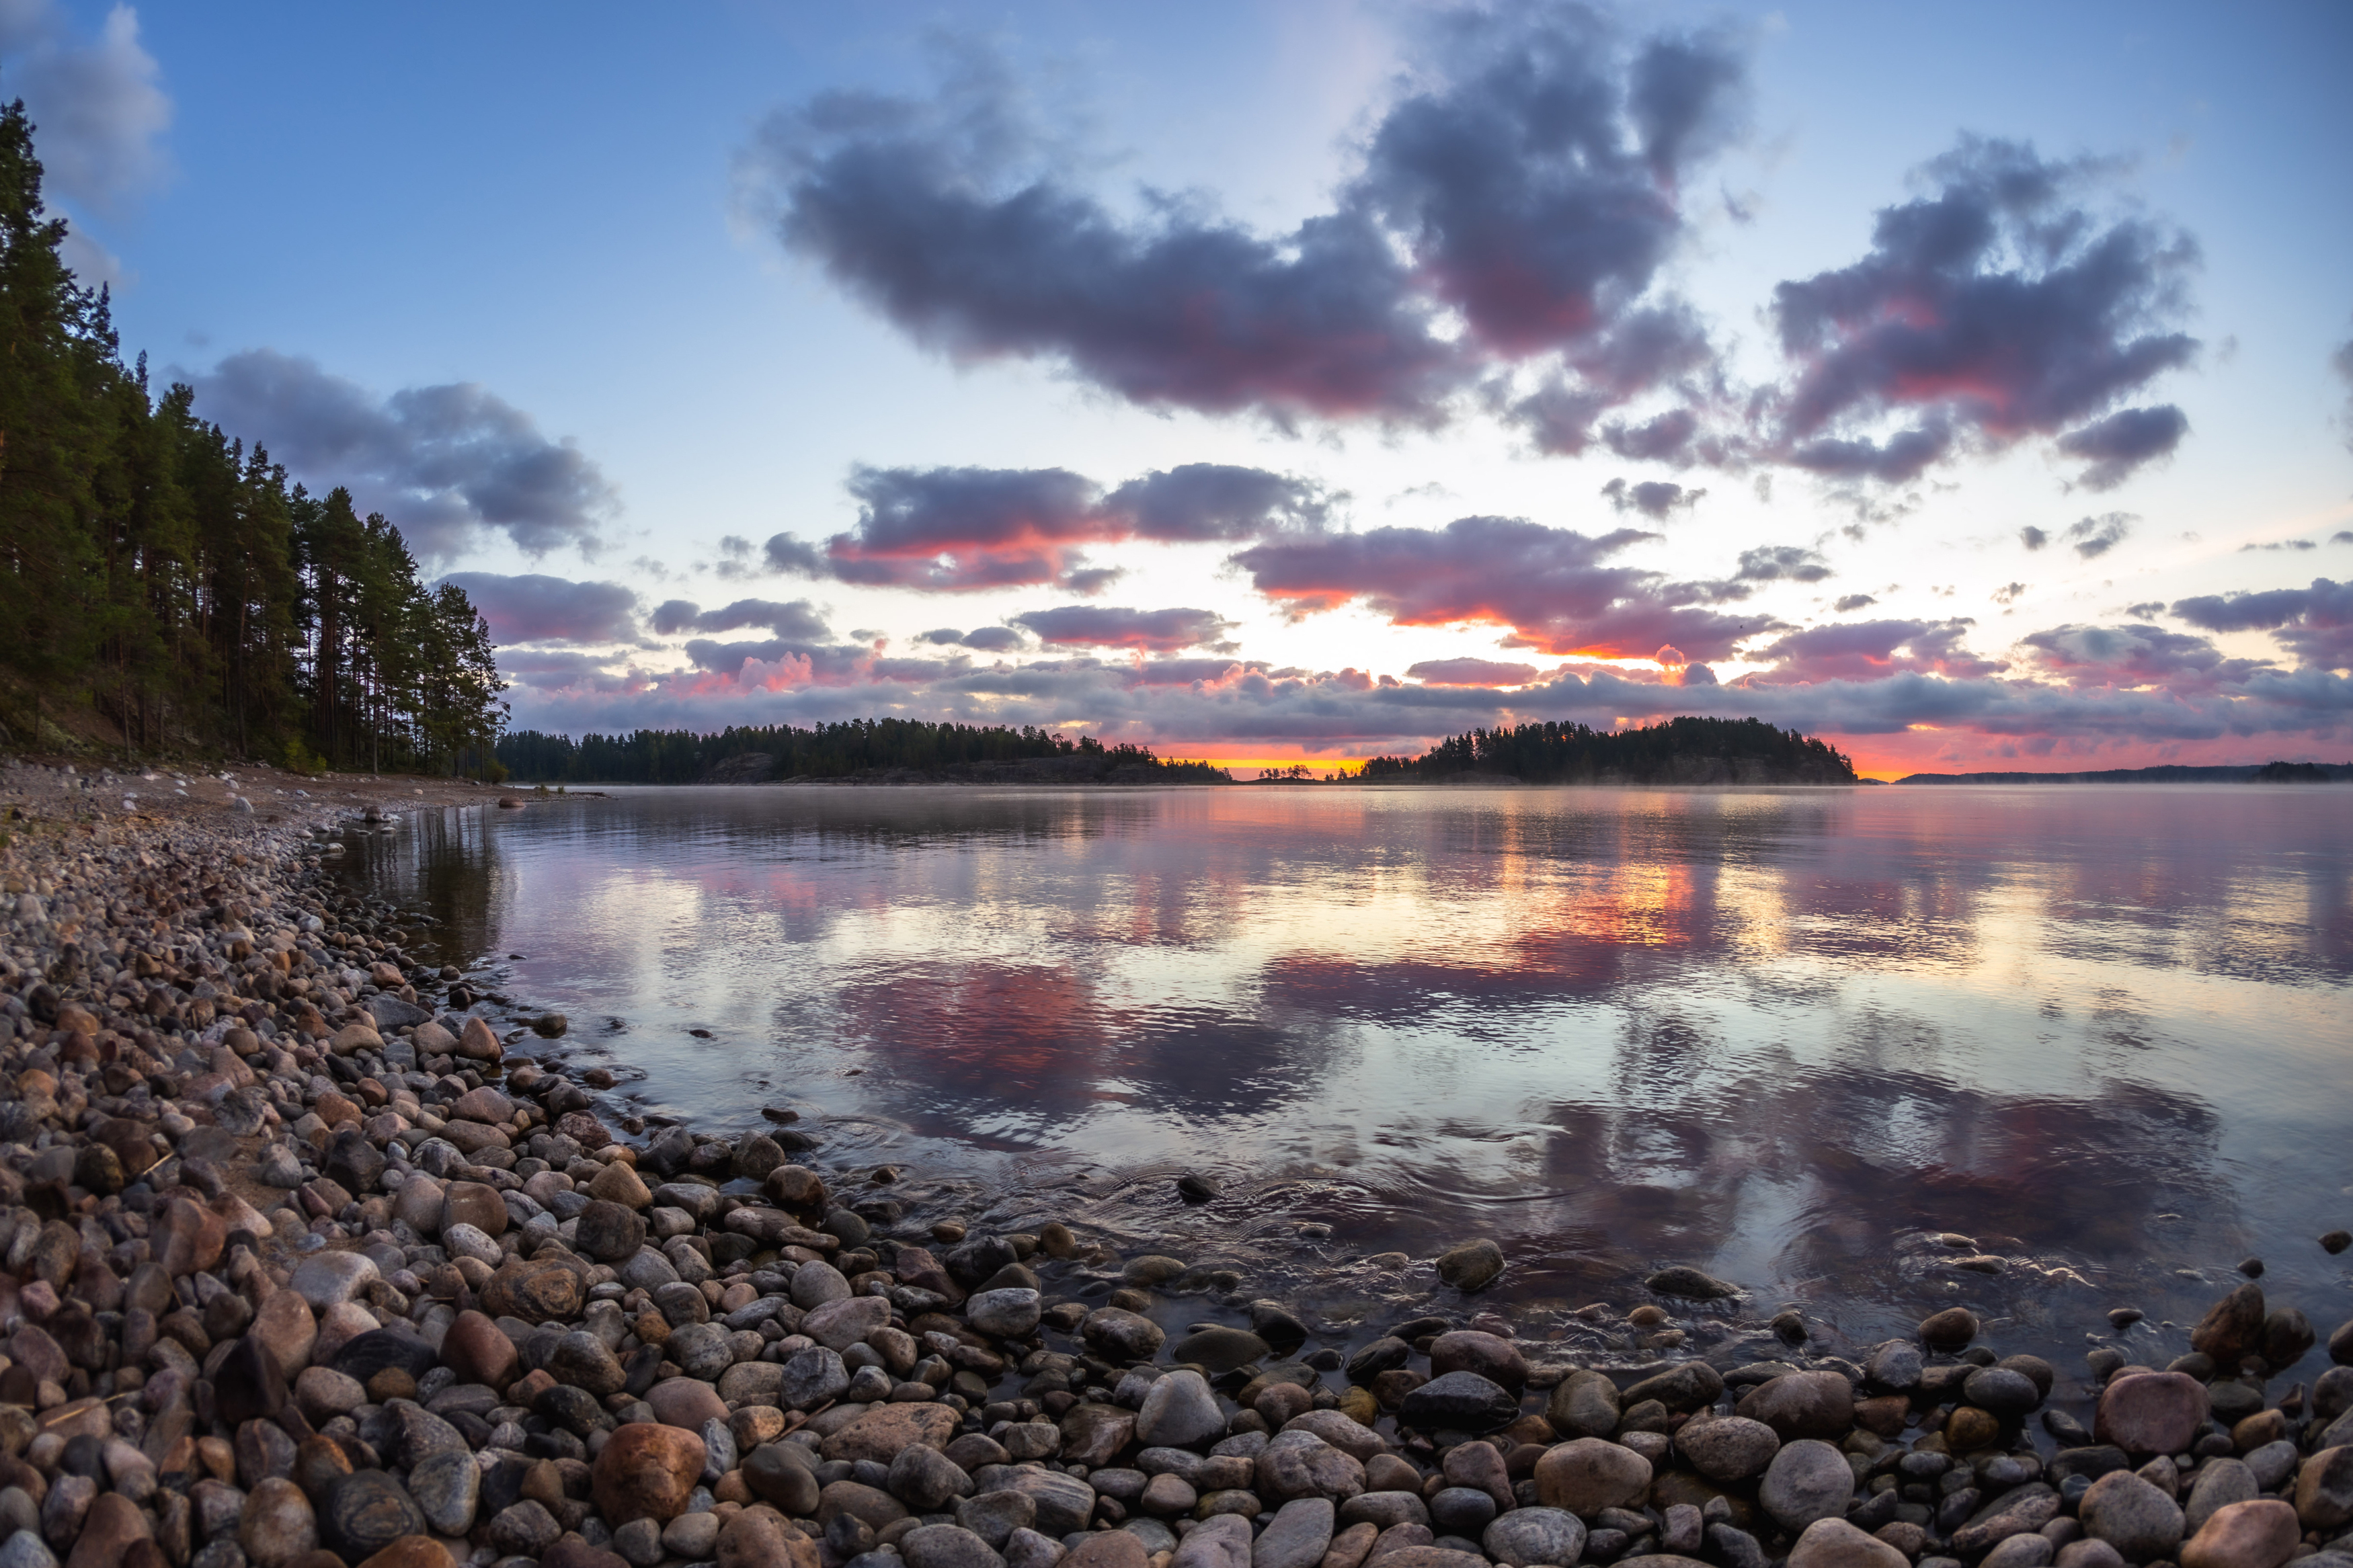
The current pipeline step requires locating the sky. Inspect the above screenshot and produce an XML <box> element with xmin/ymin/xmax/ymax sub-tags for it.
<box><xmin>8</xmin><ymin>0</ymin><xmax>2352</xmax><ymax>778</ymax></box>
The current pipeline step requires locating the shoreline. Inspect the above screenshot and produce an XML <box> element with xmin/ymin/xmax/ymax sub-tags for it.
<box><xmin>3</xmin><ymin>757</ymin><xmax>2352</xmax><ymax>1568</ymax></box>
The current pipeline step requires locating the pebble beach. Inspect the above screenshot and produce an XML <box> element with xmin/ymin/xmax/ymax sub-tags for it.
<box><xmin>3</xmin><ymin>760</ymin><xmax>2352</xmax><ymax>1568</ymax></box>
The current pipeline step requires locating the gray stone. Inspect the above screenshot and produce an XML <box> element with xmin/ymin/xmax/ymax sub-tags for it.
<box><xmin>1002</xmin><ymin>1529</ymin><xmax>1064</xmax><ymax>1568</ymax></box>
<box><xmin>1760</xmin><ymin>1439</ymin><xmax>1856</xmax><ymax>1533</ymax></box>
<box><xmin>406</xmin><ymin>1450</ymin><xmax>480</xmax><ymax>1536</ymax></box>
<box><xmin>1982</xmin><ymin>1537</ymin><xmax>2055</xmax><ymax>1568</ymax></box>
<box><xmin>668</xmin><ymin>1322</ymin><xmax>735</xmax><ymax>1382</ymax></box>
<box><xmin>1255</xmin><ymin>1432</ymin><xmax>1365</xmax><ymax>1503</ymax></box>
<box><xmin>1677</xmin><ymin>1415</ymin><xmax>1780</xmax><ymax>1483</ymax></box>
<box><xmin>1867</xmin><ymin>1342</ymin><xmax>1922</xmax><ymax>1391</ymax></box>
<box><xmin>1546</xmin><ymin>1370</ymin><xmax>1621</xmax><ymax>1440</ymax></box>
<box><xmin>1427</xmin><ymin>1488</ymin><xmax>1497</xmax><ymax>1534</ymax></box>
<box><xmin>288</xmin><ymin>1252</ymin><xmax>378</xmax><ymax>1310</ymax></box>
<box><xmin>1397</xmin><ymin>1371</ymin><xmax>1518</xmax><ymax>1433</ymax></box>
<box><xmin>1172</xmin><ymin>1514</ymin><xmax>1253</xmax><ymax>1568</ymax></box>
<box><xmin>903</xmin><ymin>1524</ymin><xmax>1006</xmax><ymax>1568</ymax></box>
<box><xmin>1254</xmin><ymin>1499</ymin><xmax>1335</xmax><ymax>1568</ymax></box>
<box><xmin>0</xmin><ymin>1532</ymin><xmax>57</xmax><ymax>1568</ymax></box>
<box><xmin>791</xmin><ymin>1262</ymin><xmax>852</xmax><ymax>1310</ymax></box>
<box><xmin>1482</xmin><ymin>1507</ymin><xmax>1585</xmax><ymax>1568</ymax></box>
<box><xmin>1737</xmin><ymin>1370</ymin><xmax>1855</xmax><ymax>1440</ymax></box>
<box><xmin>1137</xmin><ymin>1370</ymin><xmax>1225</xmax><ymax>1450</ymax></box>
<box><xmin>546</xmin><ymin>1330</ymin><xmax>627</xmax><ymax>1395</ymax></box>
<box><xmin>889</xmin><ymin>1444</ymin><xmax>974</xmax><ymax>1512</ymax></box>
<box><xmin>782</xmin><ymin>1346</ymin><xmax>850</xmax><ymax>1410</ymax></box>
<box><xmin>955</xmin><ymin>1492</ymin><xmax>1037</xmax><ymax>1549</ymax></box>
<box><xmin>2185</xmin><ymin>1459</ymin><xmax>2259</xmax><ymax>1535</ymax></box>
<box><xmin>981</xmin><ymin>1469</ymin><xmax>1096</xmax><ymax>1536</ymax></box>
<box><xmin>2081</xmin><ymin>1471</ymin><xmax>2186</xmax><ymax>1563</ymax></box>
<box><xmin>965</xmin><ymin>1289</ymin><xmax>1041</xmax><ymax>1340</ymax></box>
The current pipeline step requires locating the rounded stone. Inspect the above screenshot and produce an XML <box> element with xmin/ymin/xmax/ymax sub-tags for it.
<box><xmin>1428</xmin><ymin>1332</ymin><xmax>1527</xmax><ymax>1391</ymax></box>
<box><xmin>1137</xmin><ymin>1370</ymin><xmax>1225</xmax><ymax>1450</ymax></box>
<box><xmin>1532</xmin><ymin>1438</ymin><xmax>1652</xmax><ymax>1516</ymax></box>
<box><xmin>1435</xmin><ymin>1240</ymin><xmax>1504</xmax><ymax>1292</ymax></box>
<box><xmin>238</xmin><ymin>1479</ymin><xmax>319</xmax><ymax>1568</ymax></box>
<box><xmin>1736</xmin><ymin>1371</ymin><xmax>1855</xmax><ymax>1440</ymax></box>
<box><xmin>2096</xmin><ymin>1372</ymin><xmax>2210</xmax><ymax>1456</ymax></box>
<box><xmin>1964</xmin><ymin>1366</ymin><xmax>2042</xmax><ymax>1417</ymax></box>
<box><xmin>1677</xmin><ymin>1415</ymin><xmax>1780</xmax><ymax>1483</ymax></box>
<box><xmin>322</xmin><ymin>1471</ymin><xmax>428</xmax><ymax>1561</ymax></box>
<box><xmin>964</xmin><ymin>1290</ymin><xmax>1041</xmax><ymax>1341</ymax></box>
<box><xmin>1253</xmin><ymin>1499</ymin><xmax>1335</xmax><ymax>1568</ymax></box>
<box><xmin>591</xmin><ymin>1423</ymin><xmax>707</xmax><ymax>1525</ymax></box>
<box><xmin>1482</xmin><ymin>1507</ymin><xmax>1585</xmax><ymax>1568</ymax></box>
<box><xmin>1759</xmin><ymin>1440</ymin><xmax>1855</xmax><ymax>1533</ymax></box>
<box><xmin>1396</xmin><ymin>1371</ymin><xmax>1518</xmax><ymax>1434</ymax></box>
<box><xmin>2080</xmin><ymin>1471</ymin><xmax>2186</xmax><ymax>1564</ymax></box>
<box><xmin>668</xmin><ymin>1323</ymin><xmax>736</xmax><ymax>1382</ymax></box>
<box><xmin>2180</xmin><ymin>1499</ymin><xmax>2299</xmax><ymax>1568</ymax></box>
<box><xmin>1787</xmin><ymin>1518</ymin><xmax>1909</xmax><ymax>1568</ymax></box>
<box><xmin>1427</xmin><ymin>1488</ymin><xmax>1496</xmax><ymax>1534</ymax></box>
<box><xmin>546</xmin><ymin>1331</ymin><xmax>627</xmax><ymax>1396</ymax></box>
<box><xmin>406</xmin><ymin>1451</ymin><xmax>479</xmax><ymax>1537</ymax></box>
<box><xmin>1919</xmin><ymin>1307</ymin><xmax>1979</xmax><ymax>1350</ymax></box>
<box><xmin>780</xmin><ymin>1346</ymin><xmax>849</xmax><ymax>1411</ymax></box>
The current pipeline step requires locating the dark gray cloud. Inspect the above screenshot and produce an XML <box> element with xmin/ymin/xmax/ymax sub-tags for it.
<box><xmin>2063</xmin><ymin>511</ymin><xmax>2132</xmax><ymax>559</ymax></box>
<box><xmin>649</xmin><ymin>597</ymin><xmax>833</xmax><ymax>641</ymax></box>
<box><xmin>1354</xmin><ymin>12</ymin><xmax>1741</xmax><ymax>358</ymax></box>
<box><xmin>1406</xmin><ymin>657</ymin><xmax>1542</xmax><ymax>688</ymax></box>
<box><xmin>1745</xmin><ymin>618</ymin><xmax>2004</xmax><ymax>683</ymax></box>
<box><xmin>1601</xmin><ymin>477</ymin><xmax>1704</xmax><ymax>518</ymax></box>
<box><xmin>2020</xmin><ymin>623</ymin><xmax>2269</xmax><ymax>694</ymax></box>
<box><xmin>1769</xmin><ymin>138</ymin><xmax>2198</xmax><ymax>486</ymax></box>
<box><xmin>0</xmin><ymin>0</ymin><xmax>169</xmax><ymax>214</ymax></box>
<box><xmin>184</xmin><ymin>349</ymin><xmax>616</xmax><ymax>563</ymax></box>
<box><xmin>1230</xmin><ymin>513</ymin><xmax>1780</xmax><ymax>663</ymax></box>
<box><xmin>2055</xmin><ymin>405</ymin><xmax>2188</xmax><ymax>489</ymax></box>
<box><xmin>1009</xmin><ymin>606</ymin><xmax>1239</xmax><ymax>654</ymax></box>
<box><xmin>2020</xmin><ymin>526</ymin><xmax>2049</xmax><ymax>550</ymax></box>
<box><xmin>2170</xmin><ymin>577</ymin><xmax>2353</xmax><ymax>669</ymax></box>
<box><xmin>438</xmin><ymin>573</ymin><xmax>640</xmax><ymax>646</ymax></box>
<box><xmin>1734</xmin><ymin>544</ymin><xmax>1831</xmax><ymax>583</ymax></box>
<box><xmin>1833</xmin><ymin>593</ymin><xmax>1878</xmax><ymax>612</ymax></box>
<box><xmin>917</xmin><ymin>626</ymin><xmax>1027</xmax><ymax>653</ymax></box>
<box><xmin>740</xmin><ymin>8</ymin><xmax>1744</xmax><ymax>429</ymax></box>
<box><xmin>1100</xmin><ymin>464</ymin><xmax>1332</xmax><ymax>540</ymax></box>
<box><xmin>2239</xmin><ymin>538</ymin><xmax>2317</xmax><ymax>554</ymax></box>
<box><xmin>761</xmin><ymin>460</ymin><xmax>1329</xmax><ymax>592</ymax></box>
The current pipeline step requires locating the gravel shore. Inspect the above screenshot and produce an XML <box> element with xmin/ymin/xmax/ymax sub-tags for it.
<box><xmin>3</xmin><ymin>757</ymin><xmax>2352</xmax><ymax>1568</ymax></box>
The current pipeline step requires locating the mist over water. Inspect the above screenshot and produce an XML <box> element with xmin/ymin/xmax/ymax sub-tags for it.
<box><xmin>343</xmin><ymin>784</ymin><xmax>2353</xmax><ymax>1387</ymax></box>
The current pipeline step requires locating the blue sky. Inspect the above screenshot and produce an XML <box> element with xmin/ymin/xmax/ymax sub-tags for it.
<box><xmin>10</xmin><ymin>0</ymin><xmax>2352</xmax><ymax>774</ymax></box>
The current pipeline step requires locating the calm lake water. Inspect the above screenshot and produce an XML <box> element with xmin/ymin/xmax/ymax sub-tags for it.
<box><xmin>342</xmin><ymin>784</ymin><xmax>2353</xmax><ymax>1385</ymax></box>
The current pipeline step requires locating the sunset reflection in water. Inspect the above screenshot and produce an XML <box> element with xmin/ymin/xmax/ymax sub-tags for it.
<box><xmin>346</xmin><ymin>783</ymin><xmax>2350</xmax><ymax>1364</ymax></box>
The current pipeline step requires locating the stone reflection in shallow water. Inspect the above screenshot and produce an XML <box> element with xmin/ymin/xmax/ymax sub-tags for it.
<box><xmin>348</xmin><ymin>782</ymin><xmax>2351</xmax><ymax>1368</ymax></box>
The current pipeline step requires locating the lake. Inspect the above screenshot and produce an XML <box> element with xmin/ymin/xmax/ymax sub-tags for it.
<box><xmin>340</xmin><ymin>783</ymin><xmax>2352</xmax><ymax>1379</ymax></box>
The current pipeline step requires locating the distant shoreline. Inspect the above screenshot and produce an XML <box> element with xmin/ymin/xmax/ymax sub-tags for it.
<box><xmin>1895</xmin><ymin>761</ymin><xmax>2352</xmax><ymax>785</ymax></box>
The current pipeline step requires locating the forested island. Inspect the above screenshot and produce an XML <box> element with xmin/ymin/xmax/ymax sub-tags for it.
<box><xmin>0</xmin><ymin>101</ymin><xmax>507</xmax><ymax>774</ymax></box>
<box><xmin>1357</xmin><ymin>716</ymin><xmax>1859</xmax><ymax>785</ymax></box>
<box><xmin>495</xmin><ymin>720</ymin><xmax>1234</xmax><ymax>784</ymax></box>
